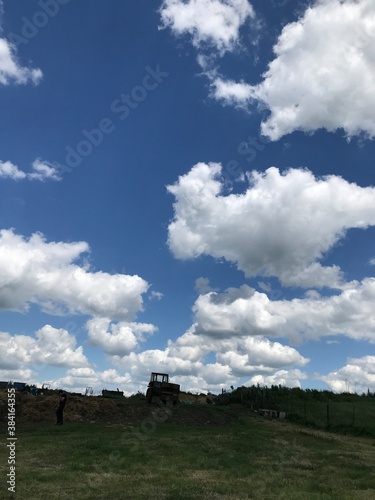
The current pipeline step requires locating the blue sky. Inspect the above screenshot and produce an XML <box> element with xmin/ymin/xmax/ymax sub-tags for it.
<box><xmin>1</xmin><ymin>0</ymin><xmax>375</xmax><ymax>395</ymax></box>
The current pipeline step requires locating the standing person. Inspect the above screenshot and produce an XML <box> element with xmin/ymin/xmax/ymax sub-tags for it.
<box><xmin>56</xmin><ymin>391</ymin><xmax>67</xmax><ymax>425</ymax></box>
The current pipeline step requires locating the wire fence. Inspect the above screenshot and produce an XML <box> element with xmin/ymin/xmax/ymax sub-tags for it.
<box><xmin>285</xmin><ymin>400</ymin><xmax>375</xmax><ymax>436</ymax></box>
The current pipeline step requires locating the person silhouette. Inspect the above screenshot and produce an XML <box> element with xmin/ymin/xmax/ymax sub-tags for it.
<box><xmin>56</xmin><ymin>391</ymin><xmax>67</xmax><ymax>425</ymax></box>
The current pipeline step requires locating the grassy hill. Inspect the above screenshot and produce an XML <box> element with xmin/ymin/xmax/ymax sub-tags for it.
<box><xmin>1</xmin><ymin>397</ymin><xmax>375</xmax><ymax>499</ymax></box>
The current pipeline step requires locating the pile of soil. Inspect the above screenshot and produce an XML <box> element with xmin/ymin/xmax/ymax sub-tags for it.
<box><xmin>1</xmin><ymin>390</ymin><xmax>152</xmax><ymax>425</ymax></box>
<box><xmin>0</xmin><ymin>390</ymin><xmax>241</xmax><ymax>427</ymax></box>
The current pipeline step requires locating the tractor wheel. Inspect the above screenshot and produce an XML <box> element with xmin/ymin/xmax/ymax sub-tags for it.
<box><xmin>146</xmin><ymin>388</ymin><xmax>153</xmax><ymax>404</ymax></box>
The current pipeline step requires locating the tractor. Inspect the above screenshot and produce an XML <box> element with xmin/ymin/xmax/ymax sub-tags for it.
<box><xmin>146</xmin><ymin>372</ymin><xmax>180</xmax><ymax>405</ymax></box>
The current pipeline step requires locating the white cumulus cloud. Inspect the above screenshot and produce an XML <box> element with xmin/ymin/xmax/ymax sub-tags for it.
<box><xmin>321</xmin><ymin>355</ymin><xmax>375</xmax><ymax>393</ymax></box>
<box><xmin>210</xmin><ymin>76</ymin><xmax>253</xmax><ymax>107</ymax></box>
<box><xmin>159</xmin><ymin>0</ymin><xmax>254</xmax><ymax>54</ymax></box>
<box><xmin>248</xmin><ymin>369</ymin><xmax>308</xmax><ymax>388</ymax></box>
<box><xmin>211</xmin><ymin>0</ymin><xmax>375</xmax><ymax>140</ymax></box>
<box><xmin>113</xmin><ymin>312</ymin><xmax>308</xmax><ymax>392</ymax></box>
<box><xmin>0</xmin><ymin>37</ymin><xmax>42</xmax><ymax>85</ymax></box>
<box><xmin>86</xmin><ymin>317</ymin><xmax>157</xmax><ymax>357</ymax></box>
<box><xmin>0</xmin><ymin>325</ymin><xmax>89</xmax><ymax>372</ymax></box>
<box><xmin>51</xmin><ymin>368</ymin><xmax>133</xmax><ymax>395</ymax></box>
<box><xmin>167</xmin><ymin>163</ymin><xmax>375</xmax><ymax>288</ymax></box>
<box><xmin>192</xmin><ymin>280</ymin><xmax>375</xmax><ymax>344</ymax></box>
<box><xmin>0</xmin><ymin>229</ymin><xmax>149</xmax><ymax>320</ymax></box>
<box><xmin>0</xmin><ymin>159</ymin><xmax>61</xmax><ymax>181</ymax></box>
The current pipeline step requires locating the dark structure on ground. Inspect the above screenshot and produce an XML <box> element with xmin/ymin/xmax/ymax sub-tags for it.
<box><xmin>101</xmin><ymin>389</ymin><xmax>124</xmax><ymax>399</ymax></box>
<box><xmin>146</xmin><ymin>372</ymin><xmax>180</xmax><ymax>405</ymax></box>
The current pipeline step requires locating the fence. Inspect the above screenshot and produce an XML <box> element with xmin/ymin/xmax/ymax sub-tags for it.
<box><xmin>285</xmin><ymin>400</ymin><xmax>375</xmax><ymax>436</ymax></box>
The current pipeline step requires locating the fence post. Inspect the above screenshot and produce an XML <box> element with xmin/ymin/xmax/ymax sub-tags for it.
<box><xmin>326</xmin><ymin>403</ymin><xmax>330</xmax><ymax>430</ymax></box>
<box><xmin>352</xmin><ymin>405</ymin><xmax>356</xmax><ymax>427</ymax></box>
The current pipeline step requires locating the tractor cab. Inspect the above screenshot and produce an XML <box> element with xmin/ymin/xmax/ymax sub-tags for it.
<box><xmin>150</xmin><ymin>372</ymin><xmax>169</xmax><ymax>383</ymax></box>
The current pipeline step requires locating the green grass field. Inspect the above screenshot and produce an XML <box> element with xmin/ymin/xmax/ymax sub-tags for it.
<box><xmin>1</xmin><ymin>405</ymin><xmax>375</xmax><ymax>499</ymax></box>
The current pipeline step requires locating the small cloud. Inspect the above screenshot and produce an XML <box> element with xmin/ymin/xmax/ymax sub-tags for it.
<box><xmin>0</xmin><ymin>160</ymin><xmax>26</xmax><ymax>180</ymax></box>
<box><xmin>159</xmin><ymin>0</ymin><xmax>255</xmax><ymax>55</ymax></box>
<box><xmin>28</xmin><ymin>159</ymin><xmax>61</xmax><ymax>181</ymax></box>
<box><xmin>149</xmin><ymin>290</ymin><xmax>163</xmax><ymax>301</ymax></box>
<box><xmin>0</xmin><ymin>159</ymin><xmax>61</xmax><ymax>182</ymax></box>
<box><xmin>209</xmin><ymin>76</ymin><xmax>253</xmax><ymax>109</ymax></box>
<box><xmin>195</xmin><ymin>277</ymin><xmax>218</xmax><ymax>294</ymax></box>
<box><xmin>258</xmin><ymin>281</ymin><xmax>272</xmax><ymax>292</ymax></box>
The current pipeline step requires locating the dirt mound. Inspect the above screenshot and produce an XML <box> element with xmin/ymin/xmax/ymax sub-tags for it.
<box><xmin>0</xmin><ymin>390</ymin><xmax>153</xmax><ymax>425</ymax></box>
<box><xmin>0</xmin><ymin>390</ymin><xmax>240</xmax><ymax>427</ymax></box>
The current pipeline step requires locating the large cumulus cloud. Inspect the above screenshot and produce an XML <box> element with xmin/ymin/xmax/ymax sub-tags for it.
<box><xmin>321</xmin><ymin>355</ymin><xmax>375</xmax><ymax>393</ymax></box>
<box><xmin>211</xmin><ymin>0</ymin><xmax>375</xmax><ymax>140</ymax></box>
<box><xmin>0</xmin><ymin>229</ymin><xmax>149</xmax><ymax>320</ymax></box>
<box><xmin>192</xmin><ymin>281</ymin><xmax>375</xmax><ymax>344</ymax></box>
<box><xmin>86</xmin><ymin>317</ymin><xmax>157</xmax><ymax>357</ymax></box>
<box><xmin>0</xmin><ymin>325</ymin><xmax>89</xmax><ymax>371</ymax></box>
<box><xmin>167</xmin><ymin>163</ymin><xmax>375</xmax><ymax>288</ymax></box>
<box><xmin>112</xmin><ymin>317</ymin><xmax>309</xmax><ymax>392</ymax></box>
